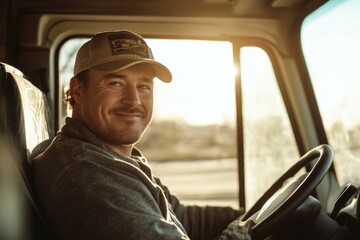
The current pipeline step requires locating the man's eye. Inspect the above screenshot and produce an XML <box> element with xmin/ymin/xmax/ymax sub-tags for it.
<box><xmin>139</xmin><ymin>84</ymin><xmax>152</xmax><ymax>91</ymax></box>
<box><xmin>109</xmin><ymin>81</ymin><xmax>124</xmax><ymax>87</ymax></box>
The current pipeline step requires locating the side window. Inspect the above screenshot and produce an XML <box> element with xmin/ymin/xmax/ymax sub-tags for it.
<box><xmin>59</xmin><ymin>39</ymin><xmax>239</xmax><ymax>208</ymax></box>
<box><xmin>302</xmin><ymin>0</ymin><xmax>360</xmax><ymax>186</ymax></box>
<box><xmin>240</xmin><ymin>47</ymin><xmax>299</xmax><ymax>208</ymax></box>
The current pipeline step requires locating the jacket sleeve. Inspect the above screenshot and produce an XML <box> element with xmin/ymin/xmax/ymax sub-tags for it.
<box><xmin>155</xmin><ymin>177</ymin><xmax>244</xmax><ymax>240</ymax></box>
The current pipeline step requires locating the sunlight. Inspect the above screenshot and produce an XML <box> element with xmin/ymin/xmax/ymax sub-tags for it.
<box><xmin>146</xmin><ymin>39</ymin><xmax>236</xmax><ymax>126</ymax></box>
<box><xmin>302</xmin><ymin>0</ymin><xmax>360</xmax><ymax>128</ymax></box>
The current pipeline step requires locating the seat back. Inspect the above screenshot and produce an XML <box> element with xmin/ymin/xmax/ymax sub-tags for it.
<box><xmin>0</xmin><ymin>62</ymin><xmax>54</xmax><ymax>239</ymax></box>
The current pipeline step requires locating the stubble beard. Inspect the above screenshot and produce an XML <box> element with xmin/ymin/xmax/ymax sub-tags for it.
<box><xmin>105</xmin><ymin>122</ymin><xmax>151</xmax><ymax>147</ymax></box>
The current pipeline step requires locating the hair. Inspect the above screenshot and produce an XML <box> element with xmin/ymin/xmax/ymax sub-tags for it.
<box><xmin>64</xmin><ymin>70</ymin><xmax>89</xmax><ymax>110</ymax></box>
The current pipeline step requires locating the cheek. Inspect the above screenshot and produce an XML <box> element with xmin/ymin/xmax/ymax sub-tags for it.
<box><xmin>85</xmin><ymin>92</ymin><xmax>117</xmax><ymax>116</ymax></box>
<box><xmin>142</xmin><ymin>95</ymin><xmax>154</xmax><ymax>112</ymax></box>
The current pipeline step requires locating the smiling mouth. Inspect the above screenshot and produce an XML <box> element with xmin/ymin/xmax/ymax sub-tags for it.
<box><xmin>110</xmin><ymin>107</ymin><xmax>146</xmax><ymax>118</ymax></box>
<box><xmin>112</xmin><ymin>111</ymin><xmax>144</xmax><ymax>118</ymax></box>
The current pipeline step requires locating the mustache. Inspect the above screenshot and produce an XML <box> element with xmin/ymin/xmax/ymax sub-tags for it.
<box><xmin>110</xmin><ymin>107</ymin><xmax>146</xmax><ymax>117</ymax></box>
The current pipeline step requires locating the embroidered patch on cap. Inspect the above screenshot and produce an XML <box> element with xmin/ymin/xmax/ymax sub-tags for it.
<box><xmin>108</xmin><ymin>33</ymin><xmax>149</xmax><ymax>58</ymax></box>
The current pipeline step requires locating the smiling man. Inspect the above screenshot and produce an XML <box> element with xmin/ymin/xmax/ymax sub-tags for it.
<box><xmin>31</xmin><ymin>30</ymin><xmax>244</xmax><ymax>240</ymax></box>
<box><xmin>70</xmin><ymin>65</ymin><xmax>155</xmax><ymax>156</ymax></box>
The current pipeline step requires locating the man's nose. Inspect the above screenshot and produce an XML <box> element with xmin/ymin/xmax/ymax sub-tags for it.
<box><xmin>121</xmin><ymin>86</ymin><xmax>141</xmax><ymax>107</ymax></box>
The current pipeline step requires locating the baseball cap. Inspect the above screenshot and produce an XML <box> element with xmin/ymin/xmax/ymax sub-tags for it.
<box><xmin>73</xmin><ymin>30</ymin><xmax>172</xmax><ymax>82</ymax></box>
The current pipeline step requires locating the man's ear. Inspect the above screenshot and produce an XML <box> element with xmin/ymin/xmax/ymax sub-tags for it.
<box><xmin>69</xmin><ymin>77</ymin><xmax>83</xmax><ymax>104</ymax></box>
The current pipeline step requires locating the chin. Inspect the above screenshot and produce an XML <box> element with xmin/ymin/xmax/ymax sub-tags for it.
<box><xmin>116</xmin><ymin>135</ymin><xmax>142</xmax><ymax>146</ymax></box>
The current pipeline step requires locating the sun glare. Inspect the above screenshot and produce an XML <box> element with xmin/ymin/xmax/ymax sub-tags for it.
<box><xmin>146</xmin><ymin>39</ymin><xmax>236</xmax><ymax>126</ymax></box>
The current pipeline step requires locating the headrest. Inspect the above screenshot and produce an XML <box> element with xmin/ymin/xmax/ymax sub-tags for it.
<box><xmin>0</xmin><ymin>62</ymin><xmax>51</xmax><ymax>153</ymax></box>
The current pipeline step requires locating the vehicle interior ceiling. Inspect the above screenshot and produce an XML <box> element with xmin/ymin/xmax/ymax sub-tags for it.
<box><xmin>2</xmin><ymin>0</ymin><xmax>337</xmax><ymax>206</ymax></box>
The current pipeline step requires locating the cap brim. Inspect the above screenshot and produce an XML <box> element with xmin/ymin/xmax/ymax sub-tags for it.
<box><xmin>91</xmin><ymin>59</ymin><xmax>172</xmax><ymax>83</ymax></box>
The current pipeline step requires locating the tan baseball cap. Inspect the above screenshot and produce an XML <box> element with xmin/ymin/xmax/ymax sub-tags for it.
<box><xmin>73</xmin><ymin>30</ymin><xmax>172</xmax><ymax>82</ymax></box>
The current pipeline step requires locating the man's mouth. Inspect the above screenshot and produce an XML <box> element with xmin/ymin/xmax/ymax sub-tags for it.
<box><xmin>111</xmin><ymin>108</ymin><xmax>145</xmax><ymax>118</ymax></box>
<box><xmin>114</xmin><ymin>112</ymin><xmax>142</xmax><ymax>117</ymax></box>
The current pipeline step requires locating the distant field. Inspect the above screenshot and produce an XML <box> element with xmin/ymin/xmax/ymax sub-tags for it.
<box><xmin>150</xmin><ymin>158</ymin><xmax>239</xmax><ymax>209</ymax></box>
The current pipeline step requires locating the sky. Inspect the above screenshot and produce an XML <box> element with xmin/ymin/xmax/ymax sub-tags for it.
<box><xmin>146</xmin><ymin>39</ymin><xmax>236</xmax><ymax>126</ymax></box>
<box><xmin>301</xmin><ymin>0</ymin><xmax>360</xmax><ymax>128</ymax></box>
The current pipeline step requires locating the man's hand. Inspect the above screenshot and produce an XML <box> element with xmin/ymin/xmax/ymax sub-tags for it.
<box><xmin>216</xmin><ymin>218</ymin><xmax>254</xmax><ymax>240</ymax></box>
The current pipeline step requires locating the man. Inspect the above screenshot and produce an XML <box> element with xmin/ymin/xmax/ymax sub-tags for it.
<box><xmin>32</xmin><ymin>30</ymin><xmax>245</xmax><ymax>240</ymax></box>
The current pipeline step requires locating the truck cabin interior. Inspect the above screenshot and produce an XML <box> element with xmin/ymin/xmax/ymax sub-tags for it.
<box><xmin>1</xmin><ymin>0</ymin><xmax>360</xmax><ymax>239</ymax></box>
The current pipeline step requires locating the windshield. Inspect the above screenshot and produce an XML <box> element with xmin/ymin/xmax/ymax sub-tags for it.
<box><xmin>302</xmin><ymin>0</ymin><xmax>360</xmax><ymax>186</ymax></box>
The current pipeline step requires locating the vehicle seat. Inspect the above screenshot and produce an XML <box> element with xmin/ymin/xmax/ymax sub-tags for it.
<box><xmin>0</xmin><ymin>62</ymin><xmax>55</xmax><ymax>240</ymax></box>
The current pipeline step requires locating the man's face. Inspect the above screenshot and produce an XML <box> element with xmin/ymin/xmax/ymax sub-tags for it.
<box><xmin>73</xmin><ymin>64</ymin><xmax>155</xmax><ymax>147</ymax></box>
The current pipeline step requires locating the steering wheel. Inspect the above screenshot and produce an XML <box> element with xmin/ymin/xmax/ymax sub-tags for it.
<box><xmin>239</xmin><ymin>144</ymin><xmax>333</xmax><ymax>240</ymax></box>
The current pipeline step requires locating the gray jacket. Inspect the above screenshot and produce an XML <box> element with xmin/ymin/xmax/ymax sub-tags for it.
<box><xmin>32</xmin><ymin>117</ymin><xmax>242</xmax><ymax>240</ymax></box>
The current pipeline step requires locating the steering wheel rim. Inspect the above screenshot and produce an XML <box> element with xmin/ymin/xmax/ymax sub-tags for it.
<box><xmin>240</xmin><ymin>144</ymin><xmax>333</xmax><ymax>240</ymax></box>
